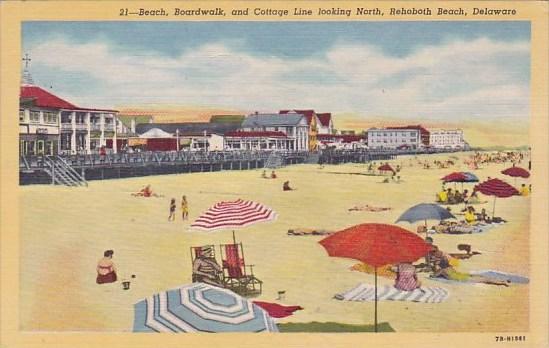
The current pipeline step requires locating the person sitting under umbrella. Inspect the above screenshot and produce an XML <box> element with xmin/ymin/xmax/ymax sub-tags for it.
<box><xmin>192</xmin><ymin>246</ymin><xmax>223</xmax><ymax>287</ymax></box>
<box><xmin>520</xmin><ymin>184</ymin><xmax>530</xmax><ymax>196</ymax></box>
<box><xmin>436</xmin><ymin>186</ymin><xmax>448</xmax><ymax>203</ymax></box>
<box><xmin>394</xmin><ymin>262</ymin><xmax>421</xmax><ymax>291</ymax></box>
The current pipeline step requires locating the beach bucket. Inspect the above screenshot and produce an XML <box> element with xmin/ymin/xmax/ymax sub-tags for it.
<box><xmin>122</xmin><ymin>281</ymin><xmax>131</xmax><ymax>290</ymax></box>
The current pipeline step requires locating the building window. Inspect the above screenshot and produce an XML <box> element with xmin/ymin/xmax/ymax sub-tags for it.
<box><xmin>29</xmin><ymin>111</ymin><xmax>40</xmax><ymax>123</ymax></box>
<box><xmin>44</xmin><ymin>112</ymin><xmax>57</xmax><ymax>124</ymax></box>
<box><xmin>19</xmin><ymin>109</ymin><xmax>25</xmax><ymax>122</ymax></box>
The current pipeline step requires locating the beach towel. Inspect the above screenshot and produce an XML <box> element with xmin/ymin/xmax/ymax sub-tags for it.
<box><xmin>428</xmin><ymin>270</ymin><xmax>529</xmax><ymax>285</ymax></box>
<box><xmin>469</xmin><ymin>270</ymin><xmax>529</xmax><ymax>284</ymax></box>
<box><xmin>252</xmin><ymin>301</ymin><xmax>304</xmax><ymax>318</ymax></box>
<box><xmin>334</xmin><ymin>283</ymin><xmax>449</xmax><ymax>303</ymax></box>
<box><xmin>439</xmin><ymin>222</ymin><xmax>505</xmax><ymax>235</ymax></box>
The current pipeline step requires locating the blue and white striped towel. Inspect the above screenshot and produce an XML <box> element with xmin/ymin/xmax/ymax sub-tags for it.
<box><xmin>334</xmin><ymin>283</ymin><xmax>449</xmax><ymax>303</ymax></box>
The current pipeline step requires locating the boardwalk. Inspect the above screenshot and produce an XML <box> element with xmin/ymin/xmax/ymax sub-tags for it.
<box><xmin>19</xmin><ymin>148</ymin><xmax>460</xmax><ymax>185</ymax></box>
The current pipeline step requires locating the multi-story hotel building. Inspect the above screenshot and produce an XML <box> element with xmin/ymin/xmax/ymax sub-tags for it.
<box><xmin>366</xmin><ymin>127</ymin><xmax>421</xmax><ymax>149</ymax></box>
<box><xmin>429</xmin><ymin>129</ymin><xmax>466</xmax><ymax>149</ymax></box>
<box><xmin>19</xmin><ymin>63</ymin><xmax>121</xmax><ymax>155</ymax></box>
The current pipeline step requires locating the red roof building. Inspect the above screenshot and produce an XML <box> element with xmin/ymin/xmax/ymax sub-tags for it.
<box><xmin>316</xmin><ymin>113</ymin><xmax>334</xmax><ymax>134</ymax></box>
<box><xmin>20</xmin><ymin>85</ymin><xmax>117</xmax><ymax>112</ymax></box>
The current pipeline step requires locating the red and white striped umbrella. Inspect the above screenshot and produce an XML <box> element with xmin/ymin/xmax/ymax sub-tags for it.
<box><xmin>191</xmin><ymin>199</ymin><xmax>277</xmax><ymax>231</ymax></box>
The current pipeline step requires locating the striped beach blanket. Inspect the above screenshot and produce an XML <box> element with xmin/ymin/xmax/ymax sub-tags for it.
<box><xmin>335</xmin><ymin>283</ymin><xmax>449</xmax><ymax>303</ymax></box>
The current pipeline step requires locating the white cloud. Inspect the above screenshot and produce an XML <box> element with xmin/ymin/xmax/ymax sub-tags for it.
<box><xmin>29</xmin><ymin>36</ymin><xmax>530</xmax><ymax>121</ymax></box>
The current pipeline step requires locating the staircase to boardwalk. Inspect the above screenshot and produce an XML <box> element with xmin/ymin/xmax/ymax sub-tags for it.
<box><xmin>44</xmin><ymin>156</ymin><xmax>87</xmax><ymax>186</ymax></box>
<box><xmin>264</xmin><ymin>152</ymin><xmax>284</xmax><ymax>169</ymax></box>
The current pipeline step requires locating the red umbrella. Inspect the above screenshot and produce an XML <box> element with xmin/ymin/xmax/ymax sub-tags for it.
<box><xmin>501</xmin><ymin>166</ymin><xmax>530</xmax><ymax>178</ymax></box>
<box><xmin>378</xmin><ymin>164</ymin><xmax>395</xmax><ymax>173</ymax></box>
<box><xmin>319</xmin><ymin>223</ymin><xmax>431</xmax><ymax>332</ymax></box>
<box><xmin>441</xmin><ymin>172</ymin><xmax>467</xmax><ymax>182</ymax></box>
<box><xmin>474</xmin><ymin>178</ymin><xmax>519</xmax><ymax>218</ymax></box>
<box><xmin>501</xmin><ymin>166</ymin><xmax>530</xmax><ymax>187</ymax></box>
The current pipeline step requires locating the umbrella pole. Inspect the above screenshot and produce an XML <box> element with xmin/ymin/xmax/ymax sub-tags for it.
<box><xmin>374</xmin><ymin>267</ymin><xmax>378</xmax><ymax>333</ymax></box>
<box><xmin>492</xmin><ymin>196</ymin><xmax>497</xmax><ymax>219</ymax></box>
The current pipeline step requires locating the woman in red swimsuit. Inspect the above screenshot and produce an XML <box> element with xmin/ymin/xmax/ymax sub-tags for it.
<box><xmin>96</xmin><ymin>250</ymin><xmax>117</xmax><ymax>284</ymax></box>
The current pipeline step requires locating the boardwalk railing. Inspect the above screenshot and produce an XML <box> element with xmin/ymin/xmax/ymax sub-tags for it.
<box><xmin>20</xmin><ymin>150</ymin><xmax>310</xmax><ymax>169</ymax></box>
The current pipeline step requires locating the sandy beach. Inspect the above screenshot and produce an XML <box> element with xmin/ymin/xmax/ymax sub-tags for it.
<box><xmin>19</xmin><ymin>152</ymin><xmax>530</xmax><ymax>332</ymax></box>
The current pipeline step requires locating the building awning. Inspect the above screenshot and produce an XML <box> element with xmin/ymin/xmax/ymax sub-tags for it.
<box><xmin>128</xmin><ymin>138</ymin><xmax>147</xmax><ymax>146</ymax></box>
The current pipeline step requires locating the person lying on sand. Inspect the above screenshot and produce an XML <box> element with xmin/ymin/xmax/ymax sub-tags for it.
<box><xmin>287</xmin><ymin>228</ymin><xmax>334</xmax><ymax>236</ymax></box>
<box><xmin>348</xmin><ymin>204</ymin><xmax>392</xmax><ymax>212</ymax></box>
<box><xmin>431</xmin><ymin>255</ymin><xmax>509</xmax><ymax>286</ymax></box>
<box><xmin>132</xmin><ymin>185</ymin><xmax>162</xmax><ymax>197</ymax></box>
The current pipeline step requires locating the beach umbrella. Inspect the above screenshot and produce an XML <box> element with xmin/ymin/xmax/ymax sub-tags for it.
<box><xmin>396</xmin><ymin>203</ymin><xmax>455</xmax><ymax>236</ymax></box>
<box><xmin>501</xmin><ymin>166</ymin><xmax>530</xmax><ymax>186</ymax></box>
<box><xmin>441</xmin><ymin>172</ymin><xmax>467</xmax><ymax>182</ymax></box>
<box><xmin>474</xmin><ymin>178</ymin><xmax>519</xmax><ymax>218</ymax></box>
<box><xmin>378</xmin><ymin>164</ymin><xmax>395</xmax><ymax>174</ymax></box>
<box><xmin>318</xmin><ymin>223</ymin><xmax>431</xmax><ymax>332</ymax></box>
<box><xmin>462</xmin><ymin>172</ymin><xmax>479</xmax><ymax>182</ymax></box>
<box><xmin>133</xmin><ymin>283</ymin><xmax>278</xmax><ymax>332</ymax></box>
<box><xmin>191</xmin><ymin>199</ymin><xmax>277</xmax><ymax>232</ymax></box>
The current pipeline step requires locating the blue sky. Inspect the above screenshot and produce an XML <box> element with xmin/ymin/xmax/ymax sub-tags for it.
<box><xmin>22</xmin><ymin>21</ymin><xmax>530</xmax><ymax>122</ymax></box>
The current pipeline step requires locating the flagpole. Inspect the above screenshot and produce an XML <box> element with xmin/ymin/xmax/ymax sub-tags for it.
<box><xmin>374</xmin><ymin>266</ymin><xmax>378</xmax><ymax>333</ymax></box>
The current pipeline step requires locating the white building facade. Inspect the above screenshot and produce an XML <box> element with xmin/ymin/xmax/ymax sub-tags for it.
<box><xmin>241</xmin><ymin>114</ymin><xmax>309</xmax><ymax>151</ymax></box>
<box><xmin>366</xmin><ymin>128</ymin><xmax>421</xmax><ymax>149</ymax></box>
<box><xmin>429</xmin><ymin>129</ymin><xmax>465</xmax><ymax>149</ymax></box>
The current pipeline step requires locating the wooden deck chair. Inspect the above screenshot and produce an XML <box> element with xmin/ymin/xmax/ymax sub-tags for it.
<box><xmin>219</xmin><ymin>242</ymin><xmax>262</xmax><ymax>296</ymax></box>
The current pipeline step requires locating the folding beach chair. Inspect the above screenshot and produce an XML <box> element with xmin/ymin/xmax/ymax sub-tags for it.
<box><xmin>219</xmin><ymin>242</ymin><xmax>262</xmax><ymax>297</ymax></box>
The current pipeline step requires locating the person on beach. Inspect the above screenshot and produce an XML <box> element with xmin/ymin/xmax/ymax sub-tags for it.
<box><xmin>394</xmin><ymin>262</ymin><xmax>421</xmax><ymax>291</ymax></box>
<box><xmin>132</xmin><ymin>185</ymin><xmax>155</xmax><ymax>197</ymax></box>
<box><xmin>192</xmin><ymin>246</ymin><xmax>223</xmax><ymax>287</ymax></box>
<box><xmin>271</xmin><ymin>171</ymin><xmax>277</xmax><ymax>179</ymax></box>
<box><xmin>261</xmin><ymin>170</ymin><xmax>268</xmax><ymax>179</ymax></box>
<box><xmin>468</xmin><ymin>191</ymin><xmax>481</xmax><ymax>204</ymax></box>
<box><xmin>96</xmin><ymin>250</ymin><xmax>117</xmax><ymax>284</ymax></box>
<box><xmin>168</xmin><ymin>198</ymin><xmax>176</xmax><ymax>221</ymax></box>
<box><xmin>464</xmin><ymin>206</ymin><xmax>476</xmax><ymax>224</ymax></box>
<box><xmin>520</xmin><ymin>184</ymin><xmax>530</xmax><ymax>196</ymax></box>
<box><xmin>432</xmin><ymin>255</ymin><xmax>509</xmax><ymax>286</ymax></box>
<box><xmin>181</xmin><ymin>195</ymin><xmax>189</xmax><ymax>220</ymax></box>
<box><xmin>283</xmin><ymin>181</ymin><xmax>293</xmax><ymax>191</ymax></box>
<box><xmin>437</xmin><ymin>186</ymin><xmax>448</xmax><ymax>203</ymax></box>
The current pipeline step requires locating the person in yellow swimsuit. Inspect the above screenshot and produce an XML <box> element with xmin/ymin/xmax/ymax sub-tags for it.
<box><xmin>464</xmin><ymin>206</ymin><xmax>476</xmax><ymax>224</ymax></box>
<box><xmin>181</xmin><ymin>195</ymin><xmax>189</xmax><ymax>220</ymax></box>
<box><xmin>520</xmin><ymin>184</ymin><xmax>530</xmax><ymax>196</ymax></box>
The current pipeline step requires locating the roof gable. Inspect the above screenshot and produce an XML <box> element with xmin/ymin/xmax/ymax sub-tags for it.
<box><xmin>316</xmin><ymin>113</ymin><xmax>332</xmax><ymax>127</ymax></box>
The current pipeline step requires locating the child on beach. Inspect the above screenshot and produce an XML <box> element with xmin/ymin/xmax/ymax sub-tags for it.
<box><xmin>181</xmin><ymin>195</ymin><xmax>189</xmax><ymax>220</ymax></box>
<box><xmin>168</xmin><ymin>198</ymin><xmax>176</xmax><ymax>221</ymax></box>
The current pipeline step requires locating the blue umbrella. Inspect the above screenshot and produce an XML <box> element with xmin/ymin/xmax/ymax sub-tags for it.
<box><xmin>462</xmin><ymin>172</ymin><xmax>479</xmax><ymax>182</ymax></box>
<box><xmin>133</xmin><ymin>283</ymin><xmax>278</xmax><ymax>332</ymax></box>
<box><xmin>396</xmin><ymin>203</ymin><xmax>456</xmax><ymax>235</ymax></box>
